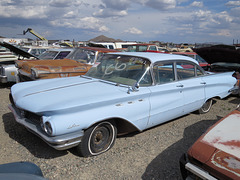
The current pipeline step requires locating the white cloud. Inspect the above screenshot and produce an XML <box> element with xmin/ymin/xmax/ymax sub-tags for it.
<box><xmin>93</xmin><ymin>9</ymin><xmax>128</xmax><ymax>17</ymax></box>
<box><xmin>124</xmin><ymin>27</ymin><xmax>143</xmax><ymax>34</ymax></box>
<box><xmin>0</xmin><ymin>4</ymin><xmax>48</xmax><ymax>18</ymax></box>
<box><xmin>190</xmin><ymin>1</ymin><xmax>203</xmax><ymax>8</ymax></box>
<box><xmin>50</xmin><ymin>16</ymin><xmax>109</xmax><ymax>32</ymax></box>
<box><xmin>225</xmin><ymin>1</ymin><xmax>240</xmax><ymax>6</ymax></box>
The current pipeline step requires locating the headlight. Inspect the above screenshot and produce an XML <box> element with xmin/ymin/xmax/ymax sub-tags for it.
<box><xmin>15</xmin><ymin>62</ymin><xmax>19</xmax><ymax>68</ymax></box>
<box><xmin>40</xmin><ymin>117</ymin><xmax>53</xmax><ymax>136</ymax></box>
<box><xmin>31</xmin><ymin>68</ymin><xmax>37</xmax><ymax>79</ymax></box>
<box><xmin>43</xmin><ymin>121</ymin><xmax>53</xmax><ymax>135</ymax></box>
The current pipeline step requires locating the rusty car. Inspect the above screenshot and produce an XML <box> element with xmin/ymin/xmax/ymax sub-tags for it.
<box><xmin>0</xmin><ymin>42</ymin><xmax>73</xmax><ymax>83</ymax></box>
<box><xmin>16</xmin><ymin>47</ymin><xmax>118</xmax><ymax>81</ymax></box>
<box><xmin>180</xmin><ymin>105</ymin><xmax>240</xmax><ymax>179</ymax></box>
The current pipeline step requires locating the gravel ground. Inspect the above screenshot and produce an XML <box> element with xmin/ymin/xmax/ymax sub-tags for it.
<box><xmin>0</xmin><ymin>84</ymin><xmax>239</xmax><ymax>180</ymax></box>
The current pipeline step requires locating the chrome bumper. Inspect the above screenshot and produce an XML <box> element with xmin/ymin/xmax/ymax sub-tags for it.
<box><xmin>0</xmin><ymin>75</ymin><xmax>7</xmax><ymax>83</ymax></box>
<box><xmin>8</xmin><ymin>104</ymin><xmax>83</xmax><ymax>150</ymax></box>
<box><xmin>180</xmin><ymin>154</ymin><xmax>217</xmax><ymax>180</ymax></box>
<box><xmin>185</xmin><ymin>162</ymin><xmax>217</xmax><ymax>180</ymax></box>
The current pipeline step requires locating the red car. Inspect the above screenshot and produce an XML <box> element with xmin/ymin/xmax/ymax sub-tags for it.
<box><xmin>180</xmin><ymin>105</ymin><xmax>240</xmax><ymax>179</ymax></box>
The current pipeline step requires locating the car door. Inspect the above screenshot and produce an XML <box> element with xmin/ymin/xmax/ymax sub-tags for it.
<box><xmin>147</xmin><ymin>62</ymin><xmax>185</xmax><ymax>128</ymax></box>
<box><xmin>176</xmin><ymin>61</ymin><xmax>206</xmax><ymax>113</ymax></box>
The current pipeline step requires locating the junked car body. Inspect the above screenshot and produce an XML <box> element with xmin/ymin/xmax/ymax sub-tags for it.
<box><xmin>16</xmin><ymin>47</ymin><xmax>118</xmax><ymax>81</ymax></box>
<box><xmin>195</xmin><ymin>45</ymin><xmax>240</xmax><ymax>95</ymax></box>
<box><xmin>0</xmin><ymin>42</ymin><xmax>73</xmax><ymax>83</ymax></box>
<box><xmin>180</xmin><ymin>105</ymin><xmax>240</xmax><ymax>179</ymax></box>
<box><xmin>0</xmin><ymin>42</ymin><xmax>39</xmax><ymax>83</ymax></box>
<box><xmin>9</xmin><ymin>52</ymin><xmax>237</xmax><ymax>157</ymax></box>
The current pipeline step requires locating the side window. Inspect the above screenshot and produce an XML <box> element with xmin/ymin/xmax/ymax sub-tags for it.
<box><xmin>109</xmin><ymin>45</ymin><xmax>114</xmax><ymax>49</ymax></box>
<box><xmin>196</xmin><ymin>66</ymin><xmax>204</xmax><ymax>76</ymax></box>
<box><xmin>153</xmin><ymin>62</ymin><xmax>175</xmax><ymax>84</ymax></box>
<box><xmin>55</xmin><ymin>51</ymin><xmax>71</xmax><ymax>59</ymax></box>
<box><xmin>176</xmin><ymin>62</ymin><xmax>195</xmax><ymax>80</ymax></box>
<box><xmin>149</xmin><ymin>46</ymin><xmax>157</xmax><ymax>51</ymax></box>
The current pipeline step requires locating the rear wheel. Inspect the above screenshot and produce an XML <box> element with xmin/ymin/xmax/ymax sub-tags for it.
<box><xmin>198</xmin><ymin>99</ymin><xmax>213</xmax><ymax>114</ymax></box>
<box><xmin>77</xmin><ymin>121</ymin><xmax>117</xmax><ymax>157</ymax></box>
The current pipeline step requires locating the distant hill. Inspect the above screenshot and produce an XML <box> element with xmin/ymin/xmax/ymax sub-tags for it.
<box><xmin>89</xmin><ymin>35</ymin><xmax>123</xmax><ymax>42</ymax></box>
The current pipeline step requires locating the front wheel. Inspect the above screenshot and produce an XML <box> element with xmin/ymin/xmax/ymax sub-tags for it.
<box><xmin>77</xmin><ymin>121</ymin><xmax>117</xmax><ymax>157</ymax></box>
<box><xmin>198</xmin><ymin>99</ymin><xmax>213</xmax><ymax>114</ymax></box>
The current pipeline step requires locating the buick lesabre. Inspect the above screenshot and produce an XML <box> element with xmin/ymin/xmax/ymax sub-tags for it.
<box><xmin>9</xmin><ymin>52</ymin><xmax>237</xmax><ymax>157</ymax></box>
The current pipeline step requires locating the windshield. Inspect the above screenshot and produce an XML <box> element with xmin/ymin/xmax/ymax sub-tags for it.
<box><xmin>85</xmin><ymin>54</ymin><xmax>152</xmax><ymax>86</ymax></box>
<box><xmin>66</xmin><ymin>48</ymin><xmax>96</xmax><ymax>64</ymax></box>
<box><xmin>38</xmin><ymin>50</ymin><xmax>71</xmax><ymax>60</ymax></box>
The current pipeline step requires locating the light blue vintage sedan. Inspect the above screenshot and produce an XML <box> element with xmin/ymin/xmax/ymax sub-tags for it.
<box><xmin>9</xmin><ymin>52</ymin><xmax>237</xmax><ymax>157</ymax></box>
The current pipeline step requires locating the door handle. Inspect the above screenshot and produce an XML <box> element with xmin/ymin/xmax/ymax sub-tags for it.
<box><xmin>200</xmin><ymin>82</ymin><xmax>206</xmax><ymax>85</ymax></box>
<box><xmin>177</xmin><ymin>85</ymin><xmax>184</xmax><ymax>87</ymax></box>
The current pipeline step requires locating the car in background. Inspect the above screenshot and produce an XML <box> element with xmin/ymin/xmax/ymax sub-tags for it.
<box><xmin>0</xmin><ymin>42</ymin><xmax>73</xmax><ymax>83</ymax></box>
<box><xmin>38</xmin><ymin>48</ymin><xmax>73</xmax><ymax>60</ymax></box>
<box><xmin>180</xmin><ymin>105</ymin><xmax>240</xmax><ymax>179</ymax></box>
<box><xmin>172</xmin><ymin>52</ymin><xmax>209</xmax><ymax>70</ymax></box>
<box><xmin>9</xmin><ymin>52</ymin><xmax>236</xmax><ymax>157</ymax></box>
<box><xmin>20</xmin><ymin>46</ymin><xmax>50</xmax><ymax>57</ymax></box>
<box><xmin>0</xmin><ymin>42</ymin><xmax>39</xmax><ymax>83</ymax></box>
<box><xmin>16</xmin><ymin>47</ymin><xmax>118</xmax><ymax>81</ymax></box>
<box><xmin>195</xmin><ymin>45</ymin><xmax>240</xmax><ymax>95</ymax></box>
<box><xmin>126</xmin><ymin>44</ymin><xmax>165</xmax><ymax>53</ymax></box>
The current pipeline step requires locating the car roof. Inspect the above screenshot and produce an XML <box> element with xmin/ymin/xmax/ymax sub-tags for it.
<box><xmin>77</xmin><ymin>46</ymin><xmax>118</xmax><ymax>53</ymax></box>
<box><xmin>45</xmin><ymin>48</ymin><xmax>73</xmax><ymax>52</ymax></box>
<box><xmin>108</xmin><ymin>52</ymin><xmax>199</xmax><ymax>64</ymax></box>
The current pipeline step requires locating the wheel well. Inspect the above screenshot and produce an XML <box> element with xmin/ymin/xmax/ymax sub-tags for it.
<box><xmin>106</xmin><ymin>118</ymin><xmax>139</xmax><ymax>136</ymax></box>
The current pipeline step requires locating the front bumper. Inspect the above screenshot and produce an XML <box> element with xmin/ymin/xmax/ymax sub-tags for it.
<box><xmin>0</xmin><ymin>75</ymin><xmax>7</xmax><ymax>83</ymax></box>
<box><xmin>8</xmin><ymin>104</ymin><xmax>83</xmax><ymax>150</ymax></box>
<box><xmin>180</xmin><ymin>154</ymin><xmax>217</xmax><ymax>180</ymax></box>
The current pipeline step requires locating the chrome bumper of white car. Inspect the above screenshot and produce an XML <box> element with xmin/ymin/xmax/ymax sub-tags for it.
<box><xmin>8</xmin><ymin>104</ymin><xmax>83</xmax><ymax>150</ymax></box>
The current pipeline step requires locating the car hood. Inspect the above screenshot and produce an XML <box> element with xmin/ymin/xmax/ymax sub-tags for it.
<box><xmin>18</xmin><ymin>59</ymin><xmax>90</xmax><ymax>73</ymax></box>
<box><xmin>194</xmin><ymin>45</ymin><xmax>240</xmax><ymax>64</ymax></box>
<box><xmin>11</xmin><ymin>76</ymin><xmax>130</xmax><ymax>114</ymax></box>
<box><xmin>0</xmin><ymin>42</ymin><xmax>39</xmax><ymax>59</ymax></box>
<box><xmin>188</xmin><ymin>108</ymin><xmax>240</xmax><ymax>178</ymax></box>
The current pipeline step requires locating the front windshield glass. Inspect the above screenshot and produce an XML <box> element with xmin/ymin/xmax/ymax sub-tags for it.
<box><xmin>38</xmin><ymin>51</ymin><xmax>58</xmax><ymax>59</ymax></box>
<box><xmin>66</xmin><ymin>48</ymin><xmax>96</xmax><ymax>64</ymax></box>
<box><xmin>85</xmin><ymin>54</ymin><xmax>152</xmax><ymax>86</ymax></box>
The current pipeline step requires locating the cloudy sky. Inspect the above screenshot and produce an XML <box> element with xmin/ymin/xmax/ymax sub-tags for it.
<box><xmin>0</xmin><ymin>0</ymin><xmax>239</xmax><ymax>44</ymax></box>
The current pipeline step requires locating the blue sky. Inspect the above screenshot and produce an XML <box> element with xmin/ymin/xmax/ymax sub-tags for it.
<box><xmin>0</xmin><ymin>0</ymin><xmax>239</xmax><ymax>44</ymax></box>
